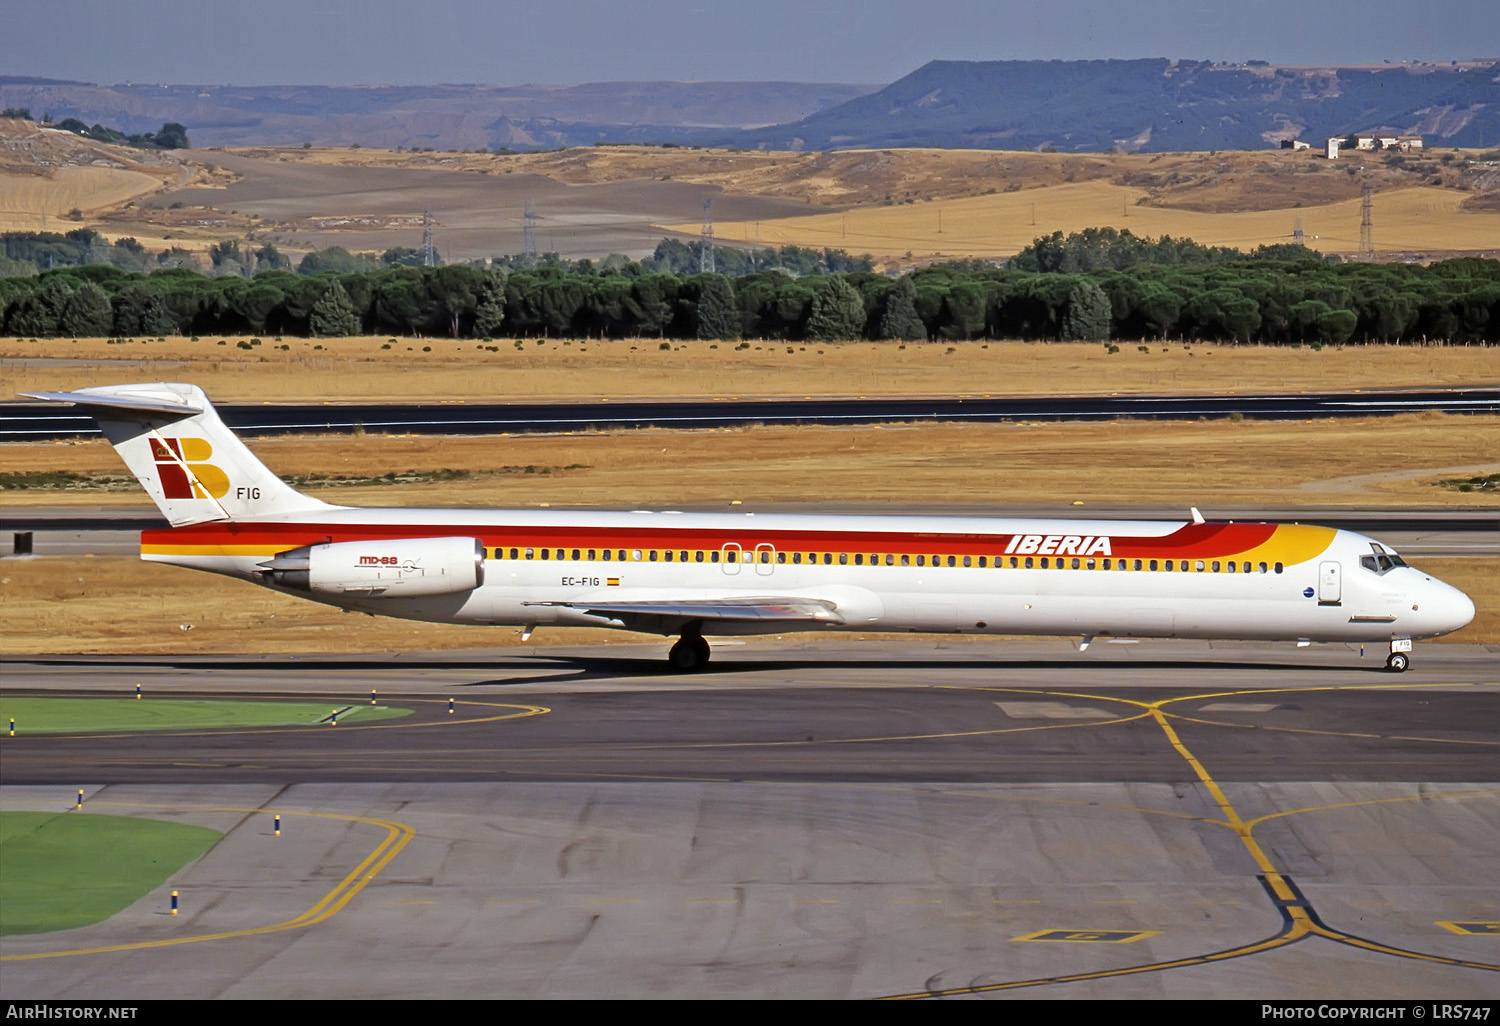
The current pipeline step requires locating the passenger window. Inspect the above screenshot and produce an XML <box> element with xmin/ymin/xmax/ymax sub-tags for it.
<box><xmin>854</xmin><ymin>553</ymin><xmax>863</xmax><ymax>565</ymax></box>
<box><xmin>571</xmin><ymin>548</ymin><xmax>580</xmax><ymax>561</ymax></box>
<box><xmin>695</xmin><ymin>550</ymin><xmax>704</xmax><ymax>563</ymax></box>
<box><xmin>1072</xmin><ymin>558</ymin><xmax>1081</xmax><ymax>569</ymax></box>
<box><xmin>632</xmin><ymin>549</ymin><xmax>642</xmax><ymax>561</ymax></box>
<box><xmin>761</xmin><ymin>550</ymin><xmax>771</xmax><ymax>564</ymax></box>
<box><xmin>1211</xmin><ymin>560</ymin><xmax>1221</xmax><ymax>573</ymax></box>
<box><xmin>1009</xmin><ymin>557</ymin><xmax>1019</xmax><ymax>568</ymax></box>
<box><xmin>601</xmin><ymin>549</ymin><xmax>611</xmax><ymax>561</ymax></box>
<box><xmin>947</xmin><ymin>555</ymin><xmax>956</xmax><ymax>567</ymax></box>
<box><xmin>541</xmin><ymin>548</ymin><xmax>551</xmax><ymax>560</ymax></box>
<box><xmin>1227</xmin><ymin>561</ymin><xmax>1236</xmax><ymax>574</ymax></box>
<box><xmin>886</xmin><ymin>554</ymin><xmax>895</xmax><ymax>566</ymax></box>
<box><xmin>663</xmin><ymin>550</ymin><xmax>673</xmax><ymax>562</ymax></box>
<box><xmin>777</xmin><ymin>552</ymin><xmax>786</xmax><ymax>563</ymax></box>
<box><xmin>1162</xmin><ymin>559</ymin><xmax>1171</xmax><ymax>572</ymax></box>
<box><xmin>977</xmin><ymin>556</ymin><xmax>986</xmax><ymax>568</ymax></box>
<box><xmin>1258</xmin><ymin>561</ymin><xmax>1267</xmax><ymax>573</ymax></box>
<box><xmin>710</xmin><ymin>551</ymin><xmax>720</xmax><ymax>563</ymax></box>
<box><xmin>1133</xmin><ymin>559</ymin><xmax>1143</xmax><ymax>571</ymax></box>
<box><xmin>1024</xmin><ymin>557</ymin><xmax>1034</xmax><ymax>569</ymax></box>
<box><xmin>1040</xmin><ymin>557</ymin><xmax>1050</xmax><ymax>569</ymax></box>
<box><xmin>1195</xmin><ymin>560</ymin><xmax>1205</xmax><ymax>572</ymax></box>
<box><xmin>1274</xmin><ymin>562</ymin><xmax>1283</xmax><ymax>574</ymax></box>
<box><xmin>916</xmin><ymin>555</ymin><xmax>925</xmax><ymax>567</ymax></box>
<box><xmin>964</xmin><ymin>556</ymin><xmax>972</xmax><ymax>568</ymax></box>
<box><xmin>839</xmin><ymin>553</ymin><xmax>848</xmax><ymax>565</ymax></box>
<box><xmin>1102</xmin><ymin>558</ymin><xmax>1111</xmax><ymax>570</ymax></box>
<box><xmin>901</xmin><ymin>554</ymin><xmax>910</xmax><ymax>566</ymax></box>
<box><xmin>1086</xmin><ymin>558</ymin><xmax>1096</xmax><ymax>570</ymax></box>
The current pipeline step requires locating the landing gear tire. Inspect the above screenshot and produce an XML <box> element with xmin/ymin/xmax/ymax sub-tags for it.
<box><xmin>1385</xmin><ymin>651</ymin><xmax>1410</xmax><ymax>673</ymax></box>
<box><xmin>668</xmin><ymin>635</ymin><xmax>711</xmax><ymax>672</ymax></box>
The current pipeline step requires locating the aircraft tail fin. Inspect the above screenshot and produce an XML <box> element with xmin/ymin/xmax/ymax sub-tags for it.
<box><xmin>21</xmin><ymin>383</ymin><xmax>341</xmax><ymax>527</ymax></box>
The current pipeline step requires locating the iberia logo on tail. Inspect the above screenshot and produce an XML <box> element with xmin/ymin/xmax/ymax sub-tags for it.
<box><xmin>151</xmin><ymin>438</ymin><xmax>230</xmax><ymax>499</ymax></box>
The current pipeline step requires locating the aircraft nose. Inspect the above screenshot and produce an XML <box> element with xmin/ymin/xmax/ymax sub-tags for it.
<box><xmin>1428</xmin><ymin>580</ymin><xmax>1475</xmax><ymax>635</ymax></box>
<box><xmin>1447</xmin><ymin>587</ymin><xmax>1476</xmax><ymax>632</ymax></box>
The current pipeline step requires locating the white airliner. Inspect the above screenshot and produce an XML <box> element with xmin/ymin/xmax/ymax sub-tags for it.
<box><xmin>26</xmin><ymin>383</ymin><xmax>1475</xmax><ymax>672</ymax></box>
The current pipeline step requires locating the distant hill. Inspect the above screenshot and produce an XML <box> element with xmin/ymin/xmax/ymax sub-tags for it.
<box><xmin>3</xmin><ymin>59</ymin><xmax>1497</xmax><ymax>154</ymax></box>
<box><xmin>0</xmin><ymin>79</ymin><xmax>876</xmax><ymax>151</ymax></box>
<box><xmin>724</xmin><ymin>59</ymin><xmax>1500</xmax><ymax>152</ymax></box>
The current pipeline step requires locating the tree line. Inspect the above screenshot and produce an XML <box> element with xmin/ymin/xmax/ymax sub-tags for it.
<box><xmin>4</xmin><ymin>257</ymin><xmax>1498</xmax><ymax>344</ymax></box>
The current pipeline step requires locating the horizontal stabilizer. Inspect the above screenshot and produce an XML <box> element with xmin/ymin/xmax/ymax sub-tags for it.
<box><xmin>21</xmin><ymin>388</ymin><xmax>203</xmax><ymax>417</ymax></box>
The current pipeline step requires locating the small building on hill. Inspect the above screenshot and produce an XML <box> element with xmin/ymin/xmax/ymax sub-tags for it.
<box><xmin>1327</xmin><ymin>132</ymin><xmax>1424</xmax><ymax>158</ymax></box>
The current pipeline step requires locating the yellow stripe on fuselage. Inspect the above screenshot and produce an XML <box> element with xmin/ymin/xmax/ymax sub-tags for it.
<box><xmin>1234</xmin><ymin>525</ymin><xmax>1338</xmax><ymax>569</ymax></box>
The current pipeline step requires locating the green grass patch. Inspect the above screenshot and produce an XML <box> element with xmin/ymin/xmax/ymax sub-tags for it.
<box><xmin>1435</xmin><ymin>472</ymin><xmax>1500</xmax><ymax>494</ymax></box>
<box><xmin>0</xmin><ymin>466</ymin><xmax>591</xmax><ymax>491</ymax></box>
<box><xmin>0</xmin><ymin>698</ymin><xmax>411</xmax><ymax>734</ymax></box>
<box><xmin>0</xmin><ymin>470</ymin><xmax>137</xmax><ymax>491</ymax></box>
<box><xmin>289</xmin><ymin>465</ymin><xmax>589</xmax><ymax>488</ymax></box>
<box><xmin>0</xmin><ymin>811</ymin><xmax>222</xmax><ymax>934</ymax></box>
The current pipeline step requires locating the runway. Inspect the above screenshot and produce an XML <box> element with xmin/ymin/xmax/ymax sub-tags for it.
<box><xmin>5</xmin><ymin>387</ymin><xmax>1499</xmax><ymax>440</ymax></box>
<box><xmin>2</xmin><ymin>640</ymin><xmax>1497</xmax><ymax>998</ymax></box>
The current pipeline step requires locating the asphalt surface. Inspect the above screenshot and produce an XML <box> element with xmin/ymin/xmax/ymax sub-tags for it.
<box><xmin>3</xmin><ymin>642</ymin><xmax>1497</xmax><ymax>999</ymax></box>
<box><xmin>5</xmin><ymin>387</ymin><xmax>1499</xmax><ymax>439</ymax></box>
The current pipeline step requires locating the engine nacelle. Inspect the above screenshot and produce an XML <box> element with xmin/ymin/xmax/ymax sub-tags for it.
<box><xmin>258</xmin><ymin>536</ymin><xmax>484</xmax><ymax>598</ymax></box>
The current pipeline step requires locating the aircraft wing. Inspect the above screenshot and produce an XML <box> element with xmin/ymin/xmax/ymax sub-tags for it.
<box><xmin>523</xmin><ymin>596</ymin><xmax>843</xmax><ymax>629</ymax></box>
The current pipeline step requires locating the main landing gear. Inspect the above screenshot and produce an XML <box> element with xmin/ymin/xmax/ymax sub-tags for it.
<box><xmin>667</xmin><ymin>633</ymin><xmax>711</xmax><ymax>672</ymax></box>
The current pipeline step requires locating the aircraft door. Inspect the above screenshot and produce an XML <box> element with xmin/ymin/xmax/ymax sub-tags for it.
<box><xmin>754</xmin><ymin>543</ymin><xmax>775</xmax><ymax>576</ymax></box>
<box><xmin>721</xmin><ymin>542</ymin><xmax>742</xmax><ymax>576</ymax></box>
<box><xmin>1318</xmin><ymin>561</ymin><xmax>1342</xmax><ymax>606</ymax></box>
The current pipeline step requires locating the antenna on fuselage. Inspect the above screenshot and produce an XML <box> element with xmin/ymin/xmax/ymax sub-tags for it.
<box><xmin>1190</xmin><ymin>507</ymin><xmax>1206</xmax><ymax>524</ymax></box>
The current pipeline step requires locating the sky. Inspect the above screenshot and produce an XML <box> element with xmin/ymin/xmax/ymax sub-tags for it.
<box><xmin>3</xmin><ymin>0</ymin><xmax>1497</xmax><ymax>87</ymax></box>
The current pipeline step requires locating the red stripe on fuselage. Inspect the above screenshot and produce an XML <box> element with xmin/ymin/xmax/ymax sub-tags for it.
<box><xmin>142</xmin><ymin>521</ymin><xmax>1280</xmax><ymax>559</ymax></box>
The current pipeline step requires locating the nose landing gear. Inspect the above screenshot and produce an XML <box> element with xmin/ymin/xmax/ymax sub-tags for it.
<box><xmin>1385</xmin><ymin>638</ymin><xmax>1412</xmax><ymax>673</ymax></box>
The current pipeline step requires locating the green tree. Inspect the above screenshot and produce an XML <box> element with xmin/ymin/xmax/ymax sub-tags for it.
<box><xmin>805</xmin><ymin>275</ymin><xmax>865</xmax><ymax>340</ymax></box>
<box><xmin>309</xmin><ymin>279</ymin><xmax>360</xmax><ymax>336</ymax></box>
<box><xmin>298</xmin><ymin>247</ymin><xmax>376</xmax><ymax>275</ymax></box>
<box><xmin>694</xmin><ymin>274</ymin><xmax>739</xmax><ymax>340</ymax></box>
<box><xmin>1061</xmin><ymin>279</ymin><xmax>1112</xmax><ymax>341</ymax></box>
<box><xmin>111</xmin><ymin>284</ymin><xmax>175</xmax><ymax>336</ymax></box>
<box><xmin>472</xmin><ymin>269</ymin><xmax>507</xmax><ymax>337</ymax></box>
<box><xmin>879</xmin><ymin>275</ymin><xmax>927</xmax><ymax>340</ymax></box>
<box><xmin>8</xmin><ymin>277</ymin><xmax>73</xmax><ymax>336</ymax></box>
<box><xmin>253</xmin><ymin>243</ymin><xmax>291</xmax><ymax>272</ymax></box>
<box><xmin>59</xmin><ymin>281</ymin><xmax>114</xmax><ymax>336</ymax></box>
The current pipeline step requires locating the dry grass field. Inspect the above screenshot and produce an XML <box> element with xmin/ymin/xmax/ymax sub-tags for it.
<box><xmin>4</xmin><ymin>337</ymin><xmax>1497</xmax><ymax>404</ymax></box>
<box><xmin>0</xmin><ymin>118</ymin><xmax>210</xmax><ymax>235</ymax></box>
<box><xmin>688</xmin><ymin>183</ymin><xmax>1500</xmax><ymax>263</ymax></box>
<box><xmin>4</xmin><ymin>414</ymin><xmax>1496</xmax><ymax>510</ymax></box>
<box><xmin>7</xmin><ymin>122</ymin><xmax>1496</xmax><ymax>264</ymax></box>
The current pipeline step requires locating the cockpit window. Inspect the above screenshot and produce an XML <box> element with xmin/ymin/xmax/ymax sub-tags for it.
<box><xmin>1360</xmin><ymin>554</ymin><xmax>1408</xmax><ymax>575</ymax></box>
